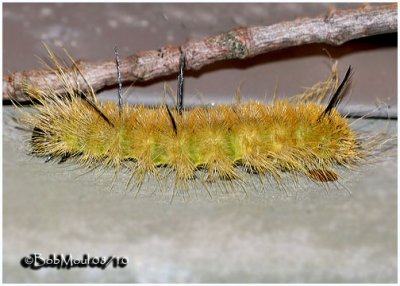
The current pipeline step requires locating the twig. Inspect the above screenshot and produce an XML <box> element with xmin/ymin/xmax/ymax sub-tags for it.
<box><xmin>3</xmin><ymin>4</ymin><xmax>397</xmax><ymax>101</ymax></box>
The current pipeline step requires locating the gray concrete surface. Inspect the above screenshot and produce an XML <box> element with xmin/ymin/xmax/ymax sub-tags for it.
<box><xmin>3</xmin><ymin>106</ymin><xmax>397</xmax><ymax>283</ymax></box>
<box><xmin>3</xmin><ymin>3</ymin><xmax>397</xmax><ymax>283</ymax></box>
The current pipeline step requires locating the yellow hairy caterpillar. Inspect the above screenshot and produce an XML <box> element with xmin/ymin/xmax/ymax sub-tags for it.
<box><xmin>18</xmin><ymin>47</ymin><xmax>371</xmax><ymax>193</ymax></box>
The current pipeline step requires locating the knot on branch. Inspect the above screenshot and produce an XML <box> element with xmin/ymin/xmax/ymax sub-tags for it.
<box><xmin>221</xmin><ymin>29</ymin><xmax>251</xmax><ymax>59</ymax></box>
<box><xmin>205</xmin><ymin>28</ymin><xmax>251</xmax><ymax>60</ymax></box>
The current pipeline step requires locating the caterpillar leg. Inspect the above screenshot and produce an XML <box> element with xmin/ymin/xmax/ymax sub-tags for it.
<box><xmin>308</xmin><ymin>169</ymin><xmax>338</xmax><ymax>182</ymax></box>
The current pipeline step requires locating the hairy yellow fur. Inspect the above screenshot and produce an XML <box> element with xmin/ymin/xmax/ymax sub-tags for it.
<box><xmin>17</xmin><ymin>48</ymin><xmax>370</xmax><ymax>191</ymax></box>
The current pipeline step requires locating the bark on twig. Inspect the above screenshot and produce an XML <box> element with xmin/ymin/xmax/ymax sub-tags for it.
<box><xmin>4</xmin><ymin>4</ymin><xmax>397</xmax><ymax>101</ymax></box>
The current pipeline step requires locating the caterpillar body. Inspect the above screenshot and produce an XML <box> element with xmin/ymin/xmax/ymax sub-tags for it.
<box><xmin>19</xmin><ymin>48</ymin><xmax>367</xmax><ymax>193</ymax></box>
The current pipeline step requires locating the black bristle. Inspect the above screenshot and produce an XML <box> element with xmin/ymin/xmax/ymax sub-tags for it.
<box><xmin>177</xmin><ymin>51</ymin><xmax>185</xmax><ymax>116</ymax></box>
<box><xmin>114</xmin><ymin>46</ymin><xmax>123</xmax><ymax>112</ymax></box>
<box><xmin>76</xmin><ymin>90</ymin><xmax>114</xmax><ymax>127</ymax></box>
<box><xmin>166</xmin><ymin>104</ymin><xmax>178</xmax><ymax>135</ymax></box>
<box><xmin>320</xmin><ymin>65</ymin><xmax>353</xmax><ymax>118</ymax></box>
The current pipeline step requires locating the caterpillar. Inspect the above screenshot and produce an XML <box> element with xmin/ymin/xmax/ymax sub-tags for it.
<box><xmin>17</xmin><ymin>46</ymin><xmax>372</xmax><ymax>194</ymax></box>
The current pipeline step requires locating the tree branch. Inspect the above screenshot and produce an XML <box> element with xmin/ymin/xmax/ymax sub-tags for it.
<box><xmin>4</xmin><ymin>4</ymin><xmax>397</xmax><ymax>101</ymax></box>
